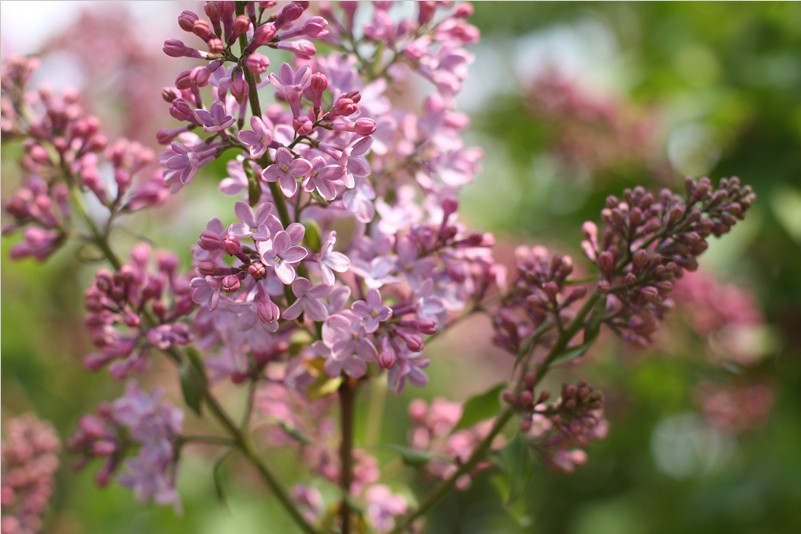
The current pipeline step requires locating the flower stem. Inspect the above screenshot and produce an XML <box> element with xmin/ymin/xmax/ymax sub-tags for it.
<box><xmin>339</xmin><ymin>378</ymin><xmax>358</xmax><ymax>534</ymax></box>
<box><xmin>389</xmin><ymin>287</ymin><xmax>602</xmax><ymax>533</ymax></box>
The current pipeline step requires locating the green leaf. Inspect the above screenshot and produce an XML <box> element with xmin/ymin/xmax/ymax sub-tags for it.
<box><xmin>179</xmin><ymin>363</ymin><xmax>204</xmax><ymax>416</ymax></box>
<box><xmin>452</xmin><ymin>383</ymin><xmax>506</xmax><ymax>433</ymax></box>
<box><xmin>496</xmin><ymin>432</ymin><xmax>535</xmax><ymax>505</ymax></box>
<box><xmin>303</xmin><ymin>220</ymin><xmax>322</xmax><ymax>251</ymax></box>
<box><xmin>212</xmin><ymin>451</ymin><xmax>233</xmax><ymax>511</ymax></box>
<box><xmin>384</xmin><ymin>444</ymin><xmax>441</xmax><ymax>467</ymax></box>
<box><xmin>275</xmin><ymin>420</ymin><xmax>313</xmax><ymax>445</ymax></box>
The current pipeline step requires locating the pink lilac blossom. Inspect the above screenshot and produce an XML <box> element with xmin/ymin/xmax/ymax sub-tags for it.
<box><xmin>1</xmin><ymin>415</ymin><xmax>60</xmax><ymax>534</ymax></box>
<box><xmin>408</xmin><ymin>398</ymin><xmax>499</xmax><ymax>490</ymax></box>
<box><xmin>2</xmin><ymin>57</ymin><xmax>169</xmax><ymax>261</ymax></box>
<box><xmin>84</xmin><ymin>243</ymin><xmax>194</xmax><ymax>379</ymax></box>
<box><xmin>67</xmin><ymin>382</ymin><xmax>183</xmax><ymax>510</ymax></box>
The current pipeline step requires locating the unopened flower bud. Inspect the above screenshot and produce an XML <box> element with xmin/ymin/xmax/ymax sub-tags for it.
<box><xmin>331</xmin><ymin>97</ymin><xmax>357</xmax><ymax>117</ymax></box>
<box><xmin>178</xmin><ymin>10</ymin><xmax>199</xmax><ymax>32</ymax></box>
<box><xmin>248</xmin><ymin>261</ymin><xmax>267</xmax><ymax>280</ymax></box>
<box><xmin>253</xmin><ymin>22</ymin><xmax>277</xmax><ymax>45</ymax></box>
<box><xmin>221</xmin><ymin>275</ymin><xmax>240</xmax><ymax>293</ymax></box>
<box><xmin>293</xmin><ymin>116</ymin><xmax>314</xmax><ymax>135</ymax></box>
<box><xmin>193</xmin><ymin>19</ymin><xmax>212</xmax><ymax>40</ymax></box>
<box><xmin>303</xmin><ymin>16</ymin><xmax>328</xmax><ymax>37</ymax></box>
<box><xmin>208</xmin><ymin>37</ymin><xmax>224</xmax><ymax>54</ymax></box>
<box><xmin>232</xmin><ymin>15</ymin><xmax>251</xmax><ymax>38</ymax></box>
<box><xmin>245</xmin><ymin>53</ymin><xmax>270</xmax><ymax>74</ymax></box>
<box><xmin>378</xmin><ymin>350</ymin><xmax>396</xmax><ymax>369</ymax></box>
<box><xmin>354</xmin><ymin>117</ymin><xmax>377</xmax><ymax>136</ymax></box>
<box><xmin>222</xmin><ymin>234</ymin><xmax>241</xmax><ymax>255</ymax></box>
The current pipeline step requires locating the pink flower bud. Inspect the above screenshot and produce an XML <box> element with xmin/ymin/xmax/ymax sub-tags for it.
<box><xmin>293</xmin><ymin>116</ymin><xmax>314</xmax><ymax>135</ymax></box>
<box><xmin>416</xmin><ymin>317</ymin><xmax>438</xmax><ymax>335</ymax></box>
<box><xmin>253</xmin><ymin>23</ymin><xmax>277</xmax><ymax>45</ymax></box>
<box><xmin>331</xmin><ymin>97</ymin><xmax>357</xmax><ymax>117</ymax></box>
<box><xmin>454</xmin><ymin>3</ymin><xmax>474</xmax><ymax>18</ymax></box>
<box><xmin>276</xmin><ymin>39</ymin><xmax>316</xmax><ymax>59</ymax></box>
<box><xmin>163</xmin><ymin>39</ymin><xmax>193</xmax><ymax>58</ymax></box>
<box><xmin>190</xmin><ymin>65</ymin><xmax>212</xmax><ymax>87</ymax></box>
<box><xmin>232</xmin><ymin>14</ymin><xmax>251</xmax><ymax>38</ymax></box>
<box><xmin>231</xmin><ymin>70</ymin><xmax>248</xmax><ymax>102</ymax></box>
<box><xmin>245</xmin><ymin>53</ymin><xmax>270</xmax><ymax>74</ymax></box>
<box><xmin>161</xmin><ymin>87</ymin><xmax>179</xmax><ymax>103</ymax></box>
<box><xmin>223</xmin><ymin>235</ymin><xmax>241</xmax><ymax>255</ymax></box>
<box><xmin>353</xmin><ymin>118</ymin><xmax>376</xmax><ymax>136</ymax></box>
<box><xmin>256</xmin><ymin>298</ymin><xmax>280</xmax><ymax>323</ymax></box>
<box><xmin>174</xmin><ymin>70</ymin><xmax>193</xmax><ymax>90</ymax></box>
<box><xmin>303</xmin><ymin>16</ymin><xmax>328</xmax><ymax>37</ymax></box>
<box><xmin>311</xmin><ymin>72</ymin><xmax>328</xmax><ymax>97</ymax></box>
<box><xmin>197</xmin><ymin>262</ymin><xmax>218</xmax><ymax>276</ymax></box>
<box><xmin>192</xmin><ymin>19</ymin><xmax>212</xmax><ymax>39</ymax></box>
<box><xmin>208</xmin><ymin>37</ymin><xmax>224</xmax><ymax>54</ymax></box>
<box><xmin>178</xmin><ymin>10</ymin><xmax>199</xmax><ymax>32</ymax></box>
<box><xmin>248</xmin><ymin>262</ymin><xmax>267</xmax><ymax>280</ymax></box>
<box><xmin>378</xmin><ymin>350</ymin><xmax>396</xmax><ymax>369</ymax></box>
<box><xmin>222</xmin><ymin>275</ymin><xmax>240</xmax><ymax>293</ymax></box>
<box><xmin>204</xmin><ymin>2</ymin><xmax>222</xmax><ymax>22</ymax></box>
<box><xmin>276</xmin><ymin>2</ymin><xmax>304</xmax><ymax>27</ymax></box>
<box><xmin>418</xmin><ymin>1</ymin><xmax>437</xmax><ymax>25</ymax></box>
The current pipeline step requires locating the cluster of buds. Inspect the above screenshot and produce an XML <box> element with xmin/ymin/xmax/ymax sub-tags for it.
<box><xmin>694</xmin><ymin>381</ymin><xmax>774</xmax><ymax>436</ymax></box>
<box><xmin>525</xmin><ymin>68</ymin><xmax>663</xmax><ymax>177</ymax></box>
<box><xmin>1</xmin><ymin>415</ymin><xmax>60</xmax><ymax>534</ymax></box>
<box><xmin>494</xmin><ymin>246</ymin><xmax>587</xmax><ymax>355</ymax></box>
<box><xmin>582</xmin><ymin>177</ymin><xmax>756</xmax><ymax>345</ymax></box>
<box><xmin>526</xmin><ymin>380</ymin><xmax>607</xmax><ymax>473</ymax></box>
<box><xmin>67</xmin><ymin>382</ymin><xmax>183</xmax><ymax>509</ymax></box>
<box><xmin>672</xmin><ymin>270</ymin><xmax>765</xmax><ymax>365</ymax></box>
<box><xmin>1</xmin><ymin>57</ymin><xmax>169</xmax><ymax>262</ymax></box>
<box><xmin>408</xmin><ymin>398</ymin><xmax>499</xmax><ymax>490</ymax></box>
<box><xmin>84</xmin><ymin>243</ymin><xmax>194</xmax><ymax>379</ymax></box>
<box><xmin>502</xmin><ymin>370</ymin><xmax>553</xmax><ymax>432</ymax></box>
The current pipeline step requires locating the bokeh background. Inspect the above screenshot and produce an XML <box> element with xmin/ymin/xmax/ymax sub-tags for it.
<box><xmin>3</xmin><ymin>2</ymin><xmax>801</xmax><ymax>533</ymax></box>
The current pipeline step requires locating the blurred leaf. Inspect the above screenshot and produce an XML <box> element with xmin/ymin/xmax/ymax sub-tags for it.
<box><xmin>771</xmin><ymin>186</ymin><xmax>801</xmax><ymax>243</ymax></box>
<box><xmin>303</xmin><ymin>220</ymin><xmax>322</xmax><ymax>251</ymax></box>
<box><xmin>212</xmin><ymin>451</ymin><xmax>233</xmax><ymax>512</ymax></box>
<box><xmin>496</xmin><ymin>432</ymin><xmax>535</xmax><ymax>505</ymax></box>
<box><xmin>383</xmin><ymin>444</ymin><xmax>441</xmax><ymax>467</ymax></box>
<box><xmin>452</xmin><ymin>383</ymin><xmax>505</xmax><ymax>433</ymax></box>
<box><xmin>180</xmin><ymin>363</ymin><xmax>204</xmax><ymax>416</ymax></box>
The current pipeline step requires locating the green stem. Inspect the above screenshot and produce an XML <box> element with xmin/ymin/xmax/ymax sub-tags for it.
<box><xmin>339</xmin><ymin>379</ymin><xmax>358</xmax><ymax>534</ymax></box>
<box><xmin>389</xmin><ymin>288</ymin><xmax>603</xmax><ymax>534</ymax></box>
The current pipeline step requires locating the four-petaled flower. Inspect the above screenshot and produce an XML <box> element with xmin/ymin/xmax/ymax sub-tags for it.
<box><xmin>283</xmin><ymin>278</ymin><xmax>331</xmax><ymax>321</ymax></box>
<box><xmin>352</xmin><ymin>288</ymin><xmax>392</xmax><ymax>334</ymax></box>
<box><xmin>261</xmin><ymin>147</ymin><xmax>312</xmax><ymax>198</ymax></box>
<box><xmin>258</xmin><ymin>230</ymin><xmax>308</xmax><ymax>285</ymax></box>
<box><xmin>303</xmin><ymin>156</ymin><xmax>345</xmax><ymax>201</ymax></box>
<box><xmin>192</xmin><ymin>100</ymin><xmax>235</xmax><ymax>133</ymax></box>
<box><xmin>238</xmin><ymin>116</ymin><xmax>274</xmax><ymax>159</ymax></box>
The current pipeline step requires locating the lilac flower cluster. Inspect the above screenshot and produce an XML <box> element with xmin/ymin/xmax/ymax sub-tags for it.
<box><xmin>672</xmin><ymin>270</ymin><xmax>765</xmax><ymax>365</ymax></box>
<box><xmin>84</xmin><ymin>243</ymin><xmax>194</xmax><ymax>379</ymax></box>
<box><xmin>1</xmin><ymin>57</ymin><xmax>169</xmax><ymax>262</ymax></box>
<box><xmin>1</xmin><ymin>415</ymin><xmax>60</xmax><ymax>534</ymax></box>
<box><xmin>582</xmin><ymin>177</ymin><xmax>756</xmax><ymax>345</ymax></box>
<box><xmin>407</xmin><ymin>398</ymin><xmax>499</xmax><ymax>490</ymax></box>
<box><xmin>67</xmin><ymin>382</ymin><xmax>183</xmax><ymax>510</ymax></box>
<box><xmin>525</xmin><ymin>380</ymin><xmax>607</xmax><ymax>473</ymax></box>
<box><xmin>494</xmin><ymin>246</ymin><xmax>587</xmax><ymax>355</ymax></box>
<box><xmin>0</xmin><ymin>1</ymin><xmax>762</xmax><ymax>530</ymax></box>
<box><xmin>155</xmin><ymin>1</ymin><xmax>497</xmax><ymax>395</ymax></box>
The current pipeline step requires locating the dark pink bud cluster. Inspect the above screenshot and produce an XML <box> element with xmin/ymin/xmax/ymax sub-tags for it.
<box><xmin>526</xmin><ymin>380</ymin><xmax>607</xmax><ymax>473</ymax></box>
<box><xmin>673</xmin><ymin>270</ymin><xmax>765</xmax><ymax>365</ymax></box>
<box><xmin>582</xmin><ymin>177</ymin><xmax>756</xmax><ymax>345</ymax></box>
<box><xmin>493</xmin><ymin>246</ymin><xmax>587</xmax><ymax>355</ymax></box>
<box><xmin>407</xmin><ymin>398</ymin><xmax>500</xmax><ymax>490</ymax></box>
<box><xmin>525</xmin><ymin>68</ymin><xmax>661</xmax><ymax>176</ymax></box>
<box><xmin>67</xmin><ymin>382</ymin><xmax>183</xmax><ymax>510</ymax></box>
<box><xmin>502</xmin><ymin>370</ymin><xmax>552</xmax><ymax>432</ymax></box>
<box><xmin>84</xmin><ymin>244</ymin><xmax>194</xmax><ymax>379</ymax></box>
<box><xmin>1</xmin><ymin>414</ymin><xmax>60</xmax><ymax>534</ymax></box>
<box><xmin>2</xmin><ymin>57</ymin><xmax>169</xmax><ymax>262</ymax></box>
<box><xmin>694</xmin><ymin>381</ymin><xmax>774</xmax><ymax>436</ymax></box>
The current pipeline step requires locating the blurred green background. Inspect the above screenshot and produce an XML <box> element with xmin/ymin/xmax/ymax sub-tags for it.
<box><xmin>3</xmin><ymin>2</ymin><xmax>801</xmax><ymax>533</ymax></box>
